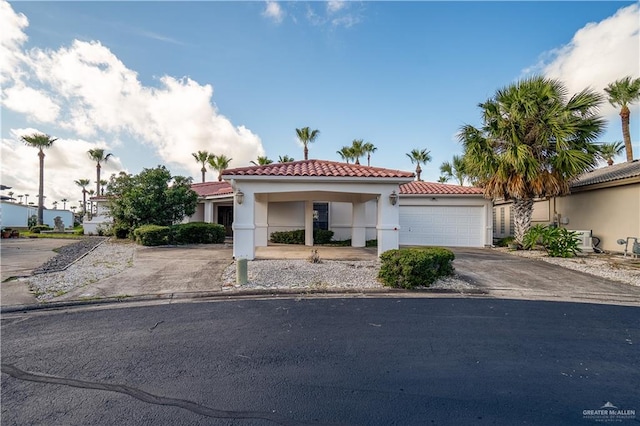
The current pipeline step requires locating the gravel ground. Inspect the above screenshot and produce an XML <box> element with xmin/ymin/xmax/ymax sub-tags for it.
<box><xmin>221</xmin><ymin>259</ymin><xmax>476</xmax><ymax>292</ymax></box>
<box><xmin>494</xmin><ymin>248</ymin><xmax>640</xmax><ymax>286</ymax></box>
<box><xmin>25</xmin><ymin>240</ymin><xmax>136</xmax><ymax>301</ymax></box>
<box><xmin>33</xmin><ymin>237</ymin><xmax>107</xmax><ymax>274</ymax></box>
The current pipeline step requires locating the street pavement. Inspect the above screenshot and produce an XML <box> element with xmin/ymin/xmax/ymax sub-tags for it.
<box><xmin>2</xmin><ymin>298</ymin><xmax>638</xmax><ymax>425</ymax></box>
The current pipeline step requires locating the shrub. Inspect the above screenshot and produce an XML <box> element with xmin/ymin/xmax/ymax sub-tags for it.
<box><xmin>29</xmin><ymin>225</ymin><xmax>52</xmax><ymax>234</ymax></box>
<box><xmin>313</xmin><ymin>229</ymin><xmax>334</xmax><ymax>244</ymax></box>
<box><xmin>133</xmin><ymin>224</ymin><xmax>171</xmax><ymax>246</ymax></box>
<box><xmin>522</xmin><ymin>225</ymin><xmax>581</xmax><ymax>258</ymax></box>
<box><xmin>170</xmin><ymin>222</ymin><xmax>226</xmax><ymax>244</ymax></box>
<box><xmin>113</xmin><ymin>223</ymin><xmax>131</xmax><ymax>239</ymax></box>
<box><xmin>270</xmin><ymin>229</ymin><xmax>305</xmax><ymax>244</ymax></box>
<box><xmin>495</xmin><ymin>236</ymin><xmax>516</xmax><ymax>247</ymax></box>
<box><xmin>378</xmin><ymin>247</ymin><xmax>455</xmax><ymax>289</ymax></box>
<box><xmin>28</xmin><ymin>215</ymin><xmax>37</xmax><ymax>228</ymax></box>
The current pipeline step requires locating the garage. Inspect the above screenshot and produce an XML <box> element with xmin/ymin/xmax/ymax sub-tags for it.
<box><xmin>399</xmin><ymin>205</ymin><xmax>485</xmax><ymax>247</ymax></box>
<box><xmin>397</xmin><ymin>181</ymin><xmax>491</xmax><ymax>248</ymax></box>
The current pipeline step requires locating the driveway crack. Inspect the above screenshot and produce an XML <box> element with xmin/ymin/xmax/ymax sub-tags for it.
<box><xmin>1</xmin><ymin>364</ymin><xmax>316</xmax><ymax>425</ymax></box>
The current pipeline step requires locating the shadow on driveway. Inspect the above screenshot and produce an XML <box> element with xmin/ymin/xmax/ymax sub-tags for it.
<box><xmin>451</xmin><ymin>248</ymin><xmax>640</xmax><ymax>305</ymax></box>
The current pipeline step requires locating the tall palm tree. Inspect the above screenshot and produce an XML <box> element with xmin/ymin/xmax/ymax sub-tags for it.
<box><xmin>75</xmin><ymin>179</ymin><xmax>91</xmax><ymax>217</ymax></box>
<box><xmin>208</xmin><ymin>154</ymin><xmax>232</xmax><ymax>181</ymax></box>
<box><xmin>251</xmin><ymin>156</ymin><xmax>273</xmax><ymax>166</ymax></box>
<box><xmin>460</xmin><ymin>76</ymin><xmax>605</xmax><ymax>244</ymax></box>
<box><xmin>21</xmin><ymin>133</ymin><xmax>57</xmax><ymax>225</ymax></box>
<box><xmin>7</xmin><ymin>191</ymin><xmax>14</xmax><ymax>201</ymax></box>
<box><xmin>88</xmin><ymin>148</ymin><xmax>113</xmax><ymax>195</ymax></box>
<box><xmin>439</xmin><ymin>155</ymin><xmax>468</xmax><ymax>186</ymax></box>
<box><xmin>52</xmin><ymin>201</ymin><xmax>58</xmax><ymax>209</ymax></box>
<box><xmin>349</xmin><ymin>139</ymin><xmax>366</xmax><ymax>165</ymax></box>
<box><xmin>604</xmin><ymin>76</ymin><xmax>640</xmax><ymax>162</ymax></box>
<box><xmin>18</xmin><ymin>194</ymin><xmax>24</xmax><ymax>204</ymax></box>
<box><xmin>598</xmin><ymin>141</ymin><xmax>625</xmax><ymax>166</ymax></box>
<box><xmin>363</xmin><ymin>142</ymin><xmax>377</xmax><ymax>166</ymax></box>
<box><xmin>96</xmin><ymin>179</ymin><xmax>109</xmax><ymax>195</ymax></box>
<box><xmin>295</xmin><ymin>127</ymin><xmax>320</xmax><ymax>160</ymax></box>
<box><xmin>437</xmin><ymin>176</ymin><xmax>448</xmax><ymax>183</ymax></box>
<box><xmin>192</xmin><ymin>150</ymin><xmax>213</xmax><ymax>183</ymax></box>
<box><xmin>61</xmin><ymin>198</ymin><xmax>68</xmax><ymax>210</ymax></box>
<box><xmin>406</xmin><ymin>148</ymin><xmax>432</xmax><ymax>182</ymax></box>
<box><xmin>278</xmin><ymin>155</ymin><xmax>295</xmax><ymax>163</ymax></box>
<box><xmin>336</xmin><ymin>146</ymin><xmax>355</xmax><ymax>163</ymax></box>
<box><xmin>24</xmin><ymin>194</ymin><xmax>29</xmax><ymax>204</ymax></box>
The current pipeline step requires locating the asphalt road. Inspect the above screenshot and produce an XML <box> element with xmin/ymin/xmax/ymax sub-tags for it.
<box><xmin>2</xmin><ymin>298</ymin><xmax>638</xmax><ymax>425</ymax></box>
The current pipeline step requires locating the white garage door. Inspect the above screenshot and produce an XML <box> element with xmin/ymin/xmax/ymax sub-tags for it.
<box><xmin>399</xmin><ymin>206</ymin><xmax>484</xmax><ymax>247</ymax></box>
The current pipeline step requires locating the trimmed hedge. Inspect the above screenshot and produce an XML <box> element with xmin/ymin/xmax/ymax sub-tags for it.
<box><xmin>133</xmin><ymin>222</ymin><xmax>226</xmax><ymax>246</ymax></box>
<box><xmin>171</xmin><ymin>222</ymin><xmax>226</xmax><ymax>244</ymax></box>
<box><xmin>134</xmin><ymin>225</ymin><xmax>171</xmax><ymax>246</ymax></box>
<box><xmin>29</xmin><ymin>225</ymin><xmax>52</xmax><ymax>234</ymax></box>
<box><xmin>378</xmin><ymin>247</ymin><xmax>455</xmax><ymax>289</ymax></box>
<box><xmin>270</xmin><ymin>229</ymin><xmax>335</xmax><ymax>245</ymax></box>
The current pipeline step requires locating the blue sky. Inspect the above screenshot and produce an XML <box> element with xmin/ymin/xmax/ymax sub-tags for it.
<box><xmin>1</xmin><ymin>1</ymin><xmax>639</xmax><ymax>209</ymax></box>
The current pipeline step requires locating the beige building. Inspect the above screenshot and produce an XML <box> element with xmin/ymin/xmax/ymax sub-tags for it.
<box><xmin>494</xmin><ymin>160</ymin><xmax>640</xmax><ymax>253</ymax></box>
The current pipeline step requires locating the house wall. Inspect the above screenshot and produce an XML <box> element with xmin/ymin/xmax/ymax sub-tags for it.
<box><xmin>555</xmin><ymin>184</ymin><xmax>640</xmax><ymax>252</ymax></box>
<box><xmin>329</xmin><ymin>201</ymin><xmax>378</xmax><ymax>241</ymax></box>
<box><xmin>267</xmin><ymin>201</ymin><xmax>305</xmax><ymax>235</ymax></box>
<box><xmin>0</xmin><ymin>202</ymin><xmax>74</xmax><ymax>229</ymax></box>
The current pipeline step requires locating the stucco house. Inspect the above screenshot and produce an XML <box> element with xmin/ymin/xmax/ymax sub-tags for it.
<box><xmin>191</xmin><ymin>160</ymin><xmax>493</xmax><ymax>260</ymax></box>
<box><xmin>493</xmin><ymin>160</ymin><xmax>640</xmax><ymax>252</ymax></box>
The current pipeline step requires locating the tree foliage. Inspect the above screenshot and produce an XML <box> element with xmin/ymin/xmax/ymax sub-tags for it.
<box><xmin>107</xmin><ymin>166</ymin><xmax>198</xmax><ymax>232</ymax></box>
<box><xmin>604</xmin><ymin>76</ymin><xmax>640</xmax><ymax>162</ymax></box>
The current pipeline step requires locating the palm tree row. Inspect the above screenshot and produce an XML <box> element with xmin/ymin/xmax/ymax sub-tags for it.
<box><xmin>336</xmin><ymin>139</ymin><xmax>377</xmax><ymax>165</ymax></box>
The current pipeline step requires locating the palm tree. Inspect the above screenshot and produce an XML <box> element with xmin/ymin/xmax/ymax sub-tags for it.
<box><xmin>61</xmin><ymin>198</ymin><xmax>68</xmax><ymax>210</ymax></box>
<box><xmin>295</xmin><ymin>127</ymin><xmax>320</xmax><ymax>160</ymax></box>
<box><xmin>251</xmin><ymin>156</ymin><xmax>273</xmax><ymax>166</ymax></box>
<box><xmin>75</xmin><ymin>179</ymin><xmax>90</xmax><ymax>217</ymax></box>
<box><xmin>460</xmin><ymin>76</ymin><xmax>605</xmax><ymax>244</ymax></box>
<box><xmin>208</xmin><ymin>154</ymin><xmax>232</xmax><ymax>181</ymax></box>
<box><xmin>363</xmin><ymin>142</ymin><xmax>377</xmax><ymax>166</ymax></box>
<box><xmin>278</xmin><ymin>155</ymin><xmax>295</xmax><ymax>163</ymax></box>
<box><xmin>349</xmin><ymin>139</ymin><xmax>366</xmax><ymax>165</ymax></box>
<box><xmin>18</xmin><ymin>194</ymin><xmax>24</xmax><ymax>204</ymax></box>
<box><xmin>439</xmin><ymin>155</ymin><xmax>468</xmax><ymax>186</ymax></box>
<box><xmin>7</xmin><ymin>191</ymin><xmax>14</xmax><ymax>201</ymax></box>
<box><xmin>604</xmin><ymin>76</ymin><xmax>640</xmax><ymax>162</ymax></box>
<box><xmin>21</xmin><ymin>133</ymin><xmax>57</xmax><ymax>225</ymax></box>
<box><xmin>192</xmin><ymin>150</ymin><xmax>213</xmax><ymax>183</ymax></box>
<box><xmin>97</xmin><ymin>179</ymin><xmax>109</xmax><ymax>195</ymax></box>
<box><xmin>88</xmin><ymin>148</ymin><xmax>113</xmax><ymax>195</ymax></box>
<box><xmin>336</xmin><ymin>147</ymin><xmax>355</xmax><ymax>163</ymax></box>
<box><xmin>598</xmin><ymin>142</ymin><xmax>625</xmax><ymax>166</ymax></box>
<box><xmin>437</xmin><ymin>176</ymin><xmax>448</xmax><ymax>183</ymax></box>
<box><xmin>52</xmin><ymin>201</ymin><xmax>58</xmax><ymax>209</ymax></box>
<box><xmin>406</xmin><ymin>148</ymin><xmax>432</xmax><ymax>182</ymax></box>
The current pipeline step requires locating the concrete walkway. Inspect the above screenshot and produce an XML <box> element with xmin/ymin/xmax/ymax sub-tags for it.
<box><xmin>1</xmin><ymin>238</ymin><xmax>79</xmax><ymax>306</ymax></box>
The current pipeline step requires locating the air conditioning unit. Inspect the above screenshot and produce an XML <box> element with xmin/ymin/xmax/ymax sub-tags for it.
<box><xmin>570</xmin><ymin>230</ymin><xmax>593</xmax><ymax>253</ymax></box>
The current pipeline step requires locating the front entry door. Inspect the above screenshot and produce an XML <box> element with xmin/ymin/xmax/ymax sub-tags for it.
<box><xmin>218</xmin><ymin>206</ymin><xmax>234</xmax><ymax>237</ymax></box>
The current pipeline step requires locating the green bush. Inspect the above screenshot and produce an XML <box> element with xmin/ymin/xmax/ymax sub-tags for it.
<box><xmin>112</xmin><ymin>223</ymin><xmax>131</xmax><ymax>239</ymax></box>
<box><xmin>495</xmin><ymin>236</ymin><xmax>516</xmax><ymax>247</ymax></box>
<box><xmin>270</xmin><ymin>229</ymin><xmax>336</xmax><ymax>245</ymax></box>
<box><xmin>133</xmin><ymin>224</ymin><xmax>171</xmax><ymax>246</ymax></box>
<box><xmin>522</xmin><ymin>225</ymin><xmax>581</xmax><ymax>258</ymax></box>
<box><xmin>28</xmin><ymin>215</ymin><xmax>37</xmax><ymax>229</ymax></box>
<box><xmin>29</xmin><ymin>225</ymin><xmax>52</xmax><ymax>234</ymax></box>
<box><xmin>313</xmin><ymin>229</ymin><xmax>334</xmax><ymax>244</ymax></box>
<box><xmin>170</xmin><ymin>222</ymin><xmax>226</xmax><ymax>244</ymax></box>
<box><xmin>378</xmin><ymin>247</ymin><xmax>455</xmax><ymax>289</ymax></box>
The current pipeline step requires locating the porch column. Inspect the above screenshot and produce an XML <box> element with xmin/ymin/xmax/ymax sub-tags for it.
<box><xmin>204</xmin><ymin>201</ymin><xmax>214</xmax><ymax>223</ymax></box>
<box><xmin>233</xmin><ymin>190</ymin><xmax>255</xmax><ymax>260</ymax></box>
<box><xmin>351</xmin><ymin>201</ymin><xmax>366</xmax><ymax>247</ymax></box>
<box><xmin>255</xmin><ymin>197</ymin><xmax>268</xmax><ymax>247</ymax></box>
<box><xmin>376</xmin><ymin>190</ymin><xmax>401</xmax><ymax>257</ymax></box>
<box><xmin>304</xmin><ymin>200</ymin><xmax>314</xmax><ymax>246</ymax></box>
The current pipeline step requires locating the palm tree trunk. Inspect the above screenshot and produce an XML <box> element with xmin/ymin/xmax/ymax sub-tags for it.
<box><xmin>621</xmin><ymin>106</ymin><xmax>634</xmax><ymax>162</ymax></box>
<box><xmin>416</xmin><ymin>164</ymin><xmax>422</xmax><ymax>182</ymax></box>
<box><xmin>96</xmin><ymin>163</ymin><xmax>101</xmax><ymax>195</ymax></box>
<box><xmin>367</xmin><ymin>154</ymin><xmax>371</xmax><ymax>166</ymax></box>
<box><xmin>304</xmin><ymin>145</ymin><xmax>309</xmax><ymax>161</ymax></box>
<box><xmin>513</xmin><ymin>198</ymin><xmax>534</xmax><ymax>244</ymax></box>
<box><xmin>37</xmin><ymin>150</ymin><xmax>45</xmax><ymax>225</ymax></box>
<box><xmin>82</xmin><ymin>190</ymin><xmax>87</xmax><ymax>219</ymax></box>
<box><xmin>201</xmin><ymin>167</ymin><xmax>206</xmax><ymax>183</ymax></box>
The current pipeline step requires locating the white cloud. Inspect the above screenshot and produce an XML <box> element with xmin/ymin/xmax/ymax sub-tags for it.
<box><xmin>0</xmin><ymin>0</ymin><xmax>265</xmax><ymax>200</ymax></box>
<box><xmin>2</xmin><ymin>129</ymin><xmax>125</xmax><ymax>208</ymax></box>
<box><xmin>527</xmin><ymin>3</ymin><xmax>639</xmax><ymax>116</ymax></box>
<box><xmin>327</xmin><ymin>1</ymin><xmax>346</xmax><ymax>14</ymax></box>
<box><xmin>263</xmin><ymin>1</ymin><xmax>284</xmax><ymax>24</ymax></box>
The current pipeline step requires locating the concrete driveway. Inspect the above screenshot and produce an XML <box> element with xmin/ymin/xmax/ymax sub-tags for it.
<box><xmin>451</xmin><ymin>248</ymin><xmax>640</xmax><ymax>305</ymax></box>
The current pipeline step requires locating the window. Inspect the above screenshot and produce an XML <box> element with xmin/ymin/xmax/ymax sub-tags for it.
<box><xmin>500</xmin><ymin>207</ymin><xmax>505</xmax><ymax>234</ymax></box>
<box><xmin>509</xmin><ymin>205</ymin><xmax>515</xmax><ymax>236</ymax></box>
<box><xmin>313</xmin><ymin>202</ymin><xmax>328</xmax><ymax>230</ymax></box>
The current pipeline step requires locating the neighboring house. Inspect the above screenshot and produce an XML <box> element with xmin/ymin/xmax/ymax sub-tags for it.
<box><xmin>493</xmin><ymin>160</ymin><xmax>640</xmax><ymax>252</ymax></box>
<box><xmin>83</xmin><ymin>196</ymin><xmax>111</xmax><ymax>235</ymax></box>
<box><xmin>189</xmin><ymin>160</ymin><xmax>493</xmax><ymax>260</ymax></box>
<box><xmin>0</xmin><ymin>201</ymin><xmax>74</xmax><ymax>229</ymax></box>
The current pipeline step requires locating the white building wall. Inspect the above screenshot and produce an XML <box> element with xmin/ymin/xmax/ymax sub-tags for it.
<box><xmin>267</xmin><ymin>201</ymin><xmax>305</xmax><ymax>236</ymax></box>
<box><xmin>1</xmin><ymin>202</ymin><xmax>73</xmax><ymax>229</ymax></box>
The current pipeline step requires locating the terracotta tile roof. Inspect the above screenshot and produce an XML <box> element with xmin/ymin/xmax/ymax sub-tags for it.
<box><xmin>571</xmin><ymin>160</ymin><xmax>640</xmax><ymax>188</ymax></box>
<box><xmin>191</xmin><ymin>181</ymin><xmax>233</xmax><ymax>197</ymax></box>
<box><xmin>222</xmin><ymin>159</ymin><xmax>414</xmax><ymax>179</ymax></box>
<box><xmin>400</xmin><ymin>181</ymin><xmax>484</xmax><ymax>195</ymax></box>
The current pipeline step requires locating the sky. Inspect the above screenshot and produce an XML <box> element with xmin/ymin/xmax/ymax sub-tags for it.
<box><xmin>1</xmin><ymin>0</ymin><xmax>639</xmax><ymax>211</ymax></box>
